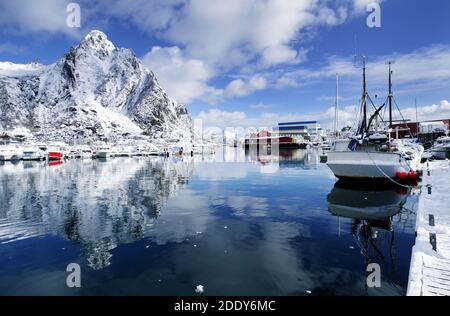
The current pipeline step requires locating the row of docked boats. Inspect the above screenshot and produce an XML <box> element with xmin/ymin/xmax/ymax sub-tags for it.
<box><xmin>0</xmin><ymin>142</ymin><xmax>163</xmax><ymax>162</ymax></box>
<box><xmin>0</xmin><ymin>140</ymin><xmax>220</xmax><ymax>162</ymax></box>
<box><xmin>0</xmin><ymin>142</ymin><xmax>56</xmax><ymax>161</ymax></box>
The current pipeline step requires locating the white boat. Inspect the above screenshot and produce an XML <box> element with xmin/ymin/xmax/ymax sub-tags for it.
<box><xmin>326</xmin><ymin>60</ymin><xmax>423</xmax><ymax>181</ymax></box>
<box><xmin>429</xmin><ymin>136</ymin><xmax>450</xmax><ymax>159</ymax></box>
<box><xmin>117</xmin><ymin>146</ymin><xmax>135</xmax><ymax>157</ymax></box>
<box><xmin>134</xmin><ymin>145</ymin><xmax>147</xmax><ymax>156</ymax></box>
<box><xmin>77</xmin><ymin>146</ymin><xmax>93</xmax><ymax>159</ymax></box>
<box><xmin>22</xmin><ymin>145</ymin><xmax>44</xmax><ymax>161</ymax></box>
<box><xmin>145</xmin><ymin>144</ymin><xmax>160</xmax><ymax>156</ymax></box>
<box><xmin>96</xmin><ymin>145</ymin><xmax>112</xmax><ymax>158</ymax></box>
<box><xmin>0</xmin><ymin>143</ymin><xmax>23</xmax><ymax>161</ymax></box>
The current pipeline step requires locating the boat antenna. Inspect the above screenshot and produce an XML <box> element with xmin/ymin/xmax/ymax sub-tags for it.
<box><xmin>362</xmin><ymin>56</ymin><xmax>367</xmax><ymax>132</ymax></box>
<box><xmin>387</xmin><ymin>61</ymin><xmax>395</xmax><ymax>128</ymax></box>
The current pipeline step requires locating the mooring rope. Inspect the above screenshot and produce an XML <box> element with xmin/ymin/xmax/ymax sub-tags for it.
<box><xmin>366</xmin><ymin>151</ymin><xmax>416</xmax><ymax>189</ymax></box>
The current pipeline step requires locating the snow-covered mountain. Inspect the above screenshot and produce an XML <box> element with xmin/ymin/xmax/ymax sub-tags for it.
<box><xmin>0</xmin><ymin>30</ymin><xmax>193</xmax><ymax>143</ymax></box>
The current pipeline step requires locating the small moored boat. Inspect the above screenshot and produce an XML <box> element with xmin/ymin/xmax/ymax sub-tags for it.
<box><xmin>0</xmin><ymin>143</ymin><xmax>23</xmax><ymax>161</ymax></box>
<box><xmin>47</xmin><ymin>143</ymin><xmax>68</xmax><ymax>160</ymax></box>
<box><xmin>22</xmin><ymin>145</ymin><xmax>44</xmax><ymax>161</ymax></box>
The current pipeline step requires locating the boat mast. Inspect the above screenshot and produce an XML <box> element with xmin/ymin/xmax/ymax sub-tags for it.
<box><xmin>415</xmin><ymin>98</ymin><xmax>419</xmax><ymax>138</ymax></box>
<box><xmin>334</xmin><ymin>74</ymin><xmax>339</xmax><ymax>138</ymax></box>
<box><xmin>388</xmin><ymin>61</ymin><xmax>394</xmax><ymax>128</ymax></box>
<box><xmin>362</xmin><ymin>57</ymin><xmax>367</xmax><ymax>132</ymax></box>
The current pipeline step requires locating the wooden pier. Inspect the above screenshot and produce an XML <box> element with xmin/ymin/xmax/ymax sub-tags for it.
<box><xmin>407</xmin><ymin>160</ymin><xmax>450</xmax><ymax>296</ymax></box>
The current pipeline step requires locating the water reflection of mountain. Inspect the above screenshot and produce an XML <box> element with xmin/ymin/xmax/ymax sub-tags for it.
<box><xmin>327</xmin><ymin>181</ymin><xmax>413</xmax><ymax>294</ymax></box>
<box><xmin>0</xmin><ymin>157</ymin><xmax>194</xmax><ymax>270</ymax></box>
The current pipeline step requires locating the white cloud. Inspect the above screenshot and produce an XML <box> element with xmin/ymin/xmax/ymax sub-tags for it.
<box><xmin>275</xmin><ymin>45</ymin><xmax>450</xmax><ymax>95</ymax></box>
<box><xmin>84</xmin><ymin>0</ymin><xmax>370</xmax><ymax>80</ymax></box>
<box><xmin>0</xmin><ymin>0</ymin><xmax>394</xmax><ymax>104</ymax></box>
<box><xmin>352</xmin><ymin>0</ymin><xmax>383</xmax><ymax>13</ymax></box>
<box><xmin>225</xmin><ymin>76</ymin><xmax>267</xmax><ymax>98</ymax></box>
<box><xmin>141</xmin><ymin>46</ymin><xmax>218</xmax><ymax>103</ymax></box>
<box><xmin>250</xmin><ymin>103</ymin><xmax>273</xmax><ymax>110</ymax></box>
<box><xmin>195</xmin><ymin>100</ymin><xmax>450</xmax><ymax>131</ymax></box>
<box><xmin>197</xmin><ymin>109</ymin><xmax>247</xmax><ymax>127</ymax></box>
<box><xmin>96</xmin><ymin>0</ymin><xmax>184</xmax><ymax>31</ymax></box>
<box><xmin>398</xmin><ymin>100</ymin><xmax>450</xmax><ymax>122</ymax></box>
<box><xmin>0</xmin><ymin>0</ymin><xmax>78</xmax><ymax>36</ymax></box>
<box><xmin>0</xmin><ymin>42</ymin><xmax>24</xmax><ymax>55</ymax></box>
<box><xmin>141</xmin><ymin>48</ymin><xmax>270</xmax><ymax>103</ymax></box>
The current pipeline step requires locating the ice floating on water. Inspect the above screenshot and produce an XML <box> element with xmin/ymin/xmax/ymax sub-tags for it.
<box><xmin>195</xmin><ymin>285</ymin><xmax>204</xmax><ymax>294</ymax></box>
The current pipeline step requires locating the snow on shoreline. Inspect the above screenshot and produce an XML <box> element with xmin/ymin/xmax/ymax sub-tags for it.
<box><xmin>407</xmin><ymin>159</ymin><xmax>450</xmax><ymax>296</ymax></box>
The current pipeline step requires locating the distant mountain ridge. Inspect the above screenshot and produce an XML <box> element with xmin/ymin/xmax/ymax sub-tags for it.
<box><xmin>0</xmin><ymin>30</ymin><xmax>193</xmax><ymax>143</ymax></box>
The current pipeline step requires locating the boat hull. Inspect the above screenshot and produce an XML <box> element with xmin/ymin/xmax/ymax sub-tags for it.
<box><xmin>22</xmin><ymin>154</ymin><xmax>43</xmax><ymax>161</ymax></box>
<box><xmin>327</xmin><ymin>151</ymin><xmax>408</xmax><ymax>179</ymax></box>
<box><xmin>0</xmin><ymin>153</ymin><xmax>22</xmax><ymax>161</ymax></box>
<box><xmin>96</xmin><ymin>151</ymin><xmax>111</xmax><ymax>158</ymax></box>
<box><xmin>430</xmin><ymin>148</ymin><xmax>450</xmax><ymax>159</ymax></box>
<box><xmin>48</xmin><ymin>152</ymin><xmax>64</xmax><ymax>160</ymax></box>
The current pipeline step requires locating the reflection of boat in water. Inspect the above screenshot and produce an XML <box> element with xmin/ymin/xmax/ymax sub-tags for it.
<box><xmin>327</xmin><ymin>181</ymin><xmax>413</xmax><ymax>294</ymax></box>
<box><xmin>327</xmin><ymin>181</ymin><xmax>409</xmax><ymax>220</ymax></box>
<box><xmin>246</xmin><ymin>147</ymin><xmax>319</xmax><ymax>169</ymax></box>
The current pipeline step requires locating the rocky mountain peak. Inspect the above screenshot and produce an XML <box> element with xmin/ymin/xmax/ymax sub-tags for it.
<box><xmin>0</xmin><ymin>30</ymin><xmax>193</xmax><ymax>145</ymax></box>
<box><xmin>80</xmin><ymin>30</ymin><xmax>115</xmax><ymax>53</ymax></box>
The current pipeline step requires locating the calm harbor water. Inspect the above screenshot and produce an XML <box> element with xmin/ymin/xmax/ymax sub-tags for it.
<box><xmin>0</xmin><ymin>147</ymin><xmax>417</xmax><ymax>296</ymax></box>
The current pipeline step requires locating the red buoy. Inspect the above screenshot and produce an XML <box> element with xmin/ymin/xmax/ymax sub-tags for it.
<box><xmin>395</xmin><ymin>171</ymin><xmax>409</xmax><ymax>180</ymax></box>
<box><xmin>408</xmin><ymin>171</ymin><xmax>418</xmax><ymax>180</ymax></box>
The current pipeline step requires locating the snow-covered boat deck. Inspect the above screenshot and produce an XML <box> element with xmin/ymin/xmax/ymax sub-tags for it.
<box><xmin>407</xmin><ymin>160</ymin><xmax>450</xmax><ymax>296</ymax></box>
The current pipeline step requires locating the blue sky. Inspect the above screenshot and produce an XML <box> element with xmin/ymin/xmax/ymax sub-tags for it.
<box><xmin>1</xmin><ymin>0</ymin><xmax>450</xmax><ymax>129</ymax></box>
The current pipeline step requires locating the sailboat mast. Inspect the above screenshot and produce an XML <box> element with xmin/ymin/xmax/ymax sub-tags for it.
<box><xmin>388</xmin><ymin>61</ymin><xmax>393</xmax><ymax>128</ymax></box>
<box><xmin>362</xmin><ymin>57</ymin><xmax>367</xmax><ymax>131</ymax></box>
<box><xmin>334</xmin><ymin>74</ymin><xmax>339</xmax><ymax>137</ymax></box>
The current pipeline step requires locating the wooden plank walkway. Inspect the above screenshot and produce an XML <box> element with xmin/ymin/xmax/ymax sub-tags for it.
<box><xmin>407</xmin><ymin>160</ymin><xmax>450</xmax><ymax>296</ymax></box>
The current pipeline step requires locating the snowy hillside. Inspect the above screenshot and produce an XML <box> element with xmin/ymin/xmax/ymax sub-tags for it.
<box><xmin>0</xmin><ymin>30</ymin><xmax>193</xmax><ymax>143</ymax></box>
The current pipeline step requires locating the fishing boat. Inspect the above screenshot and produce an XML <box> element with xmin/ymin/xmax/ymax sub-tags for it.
<box><xmin>326</xmin><ymin>60</ymin><xmax>423</xmax><ymax>181</ymax></box>
<box><xmin>47</xmin><ymin>143</ymin><xmax>68</xmax><ymax>160</ymax></box>
<box><xmin>0</xmin><ymin>143</ymin><xmax>23</xmax><ymax>161</ymax></box>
